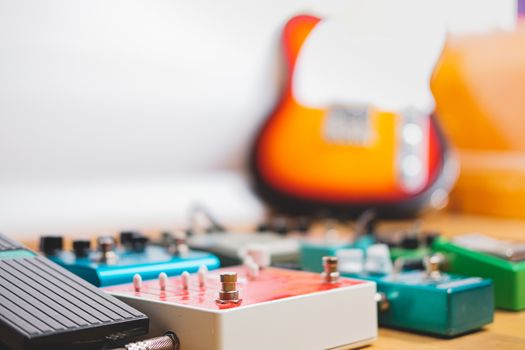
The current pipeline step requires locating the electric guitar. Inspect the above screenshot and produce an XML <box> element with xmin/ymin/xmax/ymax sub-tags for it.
<box><xmin>250</xmin><ymin>14</ymin><xmax>457</xmax><ymax>217</ymax></box>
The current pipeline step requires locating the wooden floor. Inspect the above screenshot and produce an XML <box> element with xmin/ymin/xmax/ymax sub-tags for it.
<box><xmin>371</xmin><ymin>212</ymin><xmax>525</xmax><ymax>350</ymax></box>
<box><xmin>375</xmin><ymin>310</ymin><xmax>525</xmax><ymax>350</ymax></box>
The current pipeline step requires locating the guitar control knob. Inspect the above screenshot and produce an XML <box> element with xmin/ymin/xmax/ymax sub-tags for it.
<box><xmin>39</xmin><ymin>235</ymin><xmax>64</xmax><ymax>256</ymax></box>
<box><xmin>73</xmin><ymin>239</ymin><xmax>91</xmax><ymax>258</ymax></box>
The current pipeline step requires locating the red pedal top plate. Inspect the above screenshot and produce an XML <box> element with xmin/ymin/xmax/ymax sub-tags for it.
<box><xmin>105</xmin><ymin>266</ymin><xmax>365</xmax><ymax>311</ymax></box>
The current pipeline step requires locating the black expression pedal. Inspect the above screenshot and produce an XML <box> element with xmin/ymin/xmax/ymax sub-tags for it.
<box><xmin>0</xmin><ymin>233</ymin><xmax>149</xmax><ymax>350</ymax></box>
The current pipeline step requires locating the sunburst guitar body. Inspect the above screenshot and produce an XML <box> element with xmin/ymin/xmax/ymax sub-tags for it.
<box><xmin>251</xmin><ymin>15</ymin><xmax>457</xmax><ymax>217</ymax></box>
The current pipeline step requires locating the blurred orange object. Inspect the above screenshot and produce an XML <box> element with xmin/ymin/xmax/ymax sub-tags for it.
<box><xmin>432</xmin><ymin>24</ymin><xmax>525</xmax><ymax>218</ymax></box>
<box><xmin>450</xmin><ymin>151</ymin><xmax>525</xmax><ymax>218</ymax></box>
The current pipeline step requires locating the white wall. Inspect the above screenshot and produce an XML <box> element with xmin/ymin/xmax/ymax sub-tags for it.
<box><xmin>0</xmin><ymin>0</ymin><xmax>517</xmax><ymax>237</ymax></box>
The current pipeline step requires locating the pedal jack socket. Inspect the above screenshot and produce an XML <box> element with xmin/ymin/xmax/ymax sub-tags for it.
<box><xmin>216</xmin><ymin>272</ymin><xmax>241</xmax><ymax>304</ymax></box>
<box><xmin>375</xmin><ymin>292</ymin><xmax>390</xmax><ymax>312</ymax></box>
<box><xmin>321</xmin><ymin>256</ymin><xmax>340</xmax><ymax>283</ymax></box>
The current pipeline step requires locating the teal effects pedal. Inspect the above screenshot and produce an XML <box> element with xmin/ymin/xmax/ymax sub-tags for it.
<box><xmin>301</xmin><ymin>243</ymin><xmax>494</xmax><ymax>337</ymax></box>
<box><xmin>41</xmin><ymin>231</ymin><xmax>220</xmax><ymax>287</ymax></box>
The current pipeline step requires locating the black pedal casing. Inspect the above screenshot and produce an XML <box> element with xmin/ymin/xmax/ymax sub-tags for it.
<box><xmin>0</xmin><ymin>234</ymin><xmax>149</xmax><ymax>350</ymax></box>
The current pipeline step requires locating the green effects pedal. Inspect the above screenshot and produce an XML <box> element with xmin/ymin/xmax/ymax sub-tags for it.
<box><xmin>433</xmin><ymin>234</ymin><xmax>525</xmax><ymax>311</ymax></box>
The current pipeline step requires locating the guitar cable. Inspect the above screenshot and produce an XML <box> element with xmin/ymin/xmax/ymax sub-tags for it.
<box><xmin>186</xmin><ymin>203</ymin><xmax>226</xmax><ymax>236</ymax></box>
<box><xmin>110</xmin><ymin>332</ymin><xmax>180</xmax><ymax>350</ymax></box>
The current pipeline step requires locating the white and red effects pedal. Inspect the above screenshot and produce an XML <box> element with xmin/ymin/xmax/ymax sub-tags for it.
<box><xmin>105</xmin><ymin>257</ymin><xmax>377</xmax><ymax>350</ymax></box>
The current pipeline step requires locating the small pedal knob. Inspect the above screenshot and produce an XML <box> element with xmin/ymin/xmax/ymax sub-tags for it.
<box><xmin>198</xmin><ymin>265</ymin><xmax>208</xmax><ymax>288</ymax></box>
<box><xmin>365</xmin><ymin>244</ymin><xmax>393</xmax><ymax>274</ymax></box>
<box><xmin>98</xmin><ymin>236</ymin><xmax>118</xmax><ymax>263</ymax></box>
<box><xmin>39</xmin><ymin>235</ymin><xmax>64</xmax><ymax>256</ymax></box>
<box><xmin>400</xmin><ymin>234</ymin><xmax>419</xmax><ymax>249</ymax></box>
<box><xmin>160</xmin><ymin>231</ymin><xmax>175</xmax><ymax>246</ymax></box>
<box><xmin>243</xmin><ymin>244</ymin><xmax>270</xmax><ymax>269</ymax></box>
<box><xmin>98</xmin><ymin>236</ymin><xmax>115</xmax><ymax>251</ymax></box>
<box><xmin>73</xmin><ymin>239</ymin><xmax>91</xmax><ymax>258</ymax></box>
<box><xmin>256</xmin><ymin>222</ymin><xmax>270</xmax><ymax>232</ymax></box>
<box><xmin>131</xmin><ymin>234</ymin><xmax>148</xmax><ymax>252</ymax></box>
<box><xmin>247</xmin><ymin>261</ymin><xmax>259</xmax><ymax>279</ymax></box>
<box><xmin>120</xmin><ymin>231</ymin><xmax>138</xmax><ymax>247</ymax></box>
<box><xmin>321</xmin><ymin>256</ymin><xmax>340</xmax><ymax>283</ymax></box>
<box><xmin>424</xmin><ymin>231</ymin><xmax>441</xmax><ymax>246</ymax></box>
<box><xmin>159</xmin><ymin>272</ymin><xmax>168</xmax><ymax>291</ymax></box>
<box><xmin>296</xmin><ymin>216</ymin><xmax>311</xmax><ymax>233</ymax></box>
<box><xmin>424</xmin><ymin>253</ymin><xmax>445</xmax><ymax>280</ymax></box>
<box><xmin>272</xmin><ymin>216</ymin><xmax>288</xmax><ymax>235</ymax></box>
<box><xmin>133</xmin><ymin>274</ymin><xmax>142</xmax><ymax>292</ymax></box>
<box><xmin>168</xmin><ymin>231</ymin><xmax>189</xmax><ymax>256</ymax></box>
<box><xmin>181</xmin><ymin>271</ymin><xmax>190</xmax><ymax>290</ymax></box>
<box><xmin>217</xmin><ymin>272</ymin><xmax>240</xmax><ymax>303</ymax></box>
<box><xmin>337</xmin><ymin>249</ymin><xmax>364</xmax><ymax>274</ymax></box>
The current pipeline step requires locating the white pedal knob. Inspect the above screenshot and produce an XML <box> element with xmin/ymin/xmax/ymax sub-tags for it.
<box><xmin>242</xmin><ymin>254</ymin><xmax>255</xmax><ymax>267</ymax></box>
<box><xmin>337</xmin><ymin>249</ymin><xmax>364</xmax><ymax>274</ymax></box>
<box><xmin>181</xmin><ymin>271</ymin><xmax>190</xmax><ymax>290</ymax></box>
<box><xmin>198</xmin><ymin>265</ymin><xmax>208</xmax><ymax>288</ymax></box>
<box><xmin>247</xmin><ymin>261</ymin><xmax>260</xmax><ymax>279</ymax></box>
<box><xmin>365</xmin><ymin>244</ymin><xmax>393</xmax><ymax>274</ymax></box>
<box><xmin>133</xmin><ymin>274</ymin><xmax>142</xmax><ymax>292</ymax></box>
<box><xmin>159</xmin><ymin>272</ymin><xmax>168</xmax><ymax>291</ymax></box>
<box><xmin>243</xmin><ymin>244</ymin><xmax>270</xmax><ymax>269</ymax></box>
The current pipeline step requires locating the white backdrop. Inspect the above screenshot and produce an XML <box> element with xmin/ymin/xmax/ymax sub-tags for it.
<box><xmin>0</xmin><ymin>0</ymin><xmax>516</xmax><ymax>237</ymax></box>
